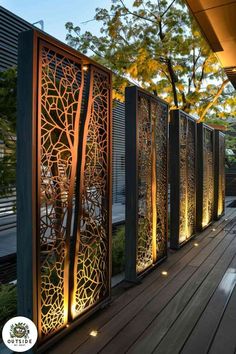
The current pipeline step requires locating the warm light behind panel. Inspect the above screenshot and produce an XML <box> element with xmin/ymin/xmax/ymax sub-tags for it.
<box><xmin>197</xmin><ymin>123</ymin><xmax>215</xmax><ymax>230</ymax></box>
<box><xmin>170</xmin><ymin>110</ymin><xmax>197</xmax><ymax>249</ymax></box>
<box><xmin>214</xmin><ymin>130</ymin><xmax>225</xmax><ymax>219</ymax></box>
<box><xmin>17</xmin><ymin>29</ymin><xmax>112</xmax><ymax>349</ymax></box>
<box><xmin>125</xmin><ymin>86</ymin><xmax>168</xmax><ymax>282</ymax></box>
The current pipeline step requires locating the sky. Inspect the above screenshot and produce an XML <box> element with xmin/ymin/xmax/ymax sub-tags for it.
<box><xmin>0</xmin><ymin>0</ymin><xmax>132</xmax><ymax>42</ymax></box>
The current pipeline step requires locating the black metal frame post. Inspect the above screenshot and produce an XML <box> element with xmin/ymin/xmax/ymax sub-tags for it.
<box><xmin>17</xmin><ymin>29</ymin><xmax>112</xmax><ymax>352</ymax></box>
<box><xmin>125</xmin><ymin>86</ymin><xmax>138</xmax><ymax>282</ymax></box>
<box><xmin>125</xmin><ymin>86</ymin><xmax>168</xmax><ymax>282</ymax></box>
<box><xmin>169</xmin><ymin>110</ymin><xmax>197</xmax><ymax>249</ymax></box>
<box><xmin>196</xmin><ymin>123</ymin><xmax>215</xmax><ymax>231</ymax></box>
<box><xmin>17</xmin><ymin>29</ymin><xmax>38</xmax><ymax>330</ymax></box>
<box><xmin>214</xmin><ymin>130</ymin><xmax>225</xmax><ymax>220</ymax></box>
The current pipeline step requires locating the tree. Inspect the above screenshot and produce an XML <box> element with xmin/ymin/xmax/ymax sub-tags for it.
<box><xmin>0</xmin><ymin>68</ymin><xmax>17</xmax><ymax>197</ymax></box>
<box><xmin>65</xmin><ymin>0</ymin><xmax>235</xmax><ymax>121</ymax></box>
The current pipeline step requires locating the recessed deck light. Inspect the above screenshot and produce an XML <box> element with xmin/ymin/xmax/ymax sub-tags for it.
<box><xmin>90</xmin><ymin>330</ymin><xmax>98</xmax><ymax>337</ymax></box>
<box><xmin>161</xmin><ymin>271</ymin><xmax>168</xmax><ymax>276</ymax></box>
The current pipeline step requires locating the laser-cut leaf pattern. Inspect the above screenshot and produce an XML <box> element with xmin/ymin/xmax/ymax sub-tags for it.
<box><xmin>72</xmin><ymin>69</ymin><xmax>110</xmax><ymax>316</ymax></box>
<box><xmin>179</xmin><ymin>114</ymin><xmax>196</xmax><ymax>243</ymax></box>
<box><xmin>37</xmin><ymin>43</ymin><xmax>111</xmax><ymax>339</ymax></box>
<box><xmin>137</xmin><ymin>94</ymin><xmax>168</xmax><ymax>275</ymax></box>
<box><xmin>202</xmin><ymin>127</ymin><xmax>214</xmax><ymax>227</ymax></box>
<box><xmin>40</xmin><ymin>46</ymin><xmax>83</xmax><ymax>337</ymax></box>
<box><xmin>154</xmin><ymin>101</ymin><xmax>168</xmax><ymax>258</ymax></box>
<box><xmin>217</xmin><ymin>132</ymin><xmax>225</xmax><ymax>217</ymax></box>
<box><xmin>137</xmin><ymin>96</ymin><xmax>153</xmax><ymax>273</ymax></box>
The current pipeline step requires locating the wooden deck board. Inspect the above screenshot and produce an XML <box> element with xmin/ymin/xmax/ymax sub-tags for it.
<box><xmin>100</xmin><ymin>224</ymin><xmax>236</xmax><ymax>354</ymax></box>
<box><xmin>208</xmin><ymin>281</ymin><xmax>236</xmax><ymax>354</ymax></box>
<box><xmin>126</xmin><ymin>223</ymin><xmax>236</xmax><ymax>354</ymax></box>
<box><xmin>153</xmin><ymin>243</ymin><xmax>236</xmax><ymax>354</ymax></box>
<box><xmin>48</xmin><ymin>206</ymin><xmax>236</xmax><ymax>354</ymax></box>
<box><xmin>181</xmin><ymin>265</ymin><xmax>236</xmax><ymax>354</ymax></box>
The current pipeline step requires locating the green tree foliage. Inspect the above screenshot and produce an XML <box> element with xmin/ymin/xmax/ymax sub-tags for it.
<box><xmin>0</xmin><ymin>284</ymin><xmax>17</xmax><ymax>337</ymax></box>
<box><xmin>0</xmin><ymin>68</ymin><xmax>17</xmax><ymax>196</ymax></box>
<box><xmin>65</xmin><ymin>0</ymin><xmax>235</xmax><ymax>121</ymax></box>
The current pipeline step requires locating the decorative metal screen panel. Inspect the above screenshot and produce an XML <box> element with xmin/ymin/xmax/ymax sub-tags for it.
<box><xmin>170</xmin><ymin>110</ymin><xmax>197</xmax><ymax>249</ymax></box>
<box><xmin>197</xmin><ymin>123</ymin><xmax>215</xmax><ymax>230</ymax></box>
<box><xmin>125</xmin><ymin>86</ymin><xmax>168</xmax><ymax>282</ymax></box>
<box><xmin>17</xmin><ymin>29</ymin><xmax>112</xmax><ymax>348</ymax></box>
<box><xmin>214</xmin><ymin>131</ymin><xmax>225</xmax><ymax>219</ymax></box>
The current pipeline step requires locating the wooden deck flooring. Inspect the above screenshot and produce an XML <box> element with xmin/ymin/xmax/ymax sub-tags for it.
<box><xmin>49</xmin><ymin>204</ymin><xmax>236</xmax><ymax>354</ymax></box>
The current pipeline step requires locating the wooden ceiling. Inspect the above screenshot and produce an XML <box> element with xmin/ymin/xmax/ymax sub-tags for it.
<box><xmin>185</xmin><ymin>0</ymin><xmax>236</xmax><ymax>89</ymax></box>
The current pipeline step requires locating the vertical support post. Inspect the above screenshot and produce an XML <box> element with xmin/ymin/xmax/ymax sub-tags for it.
<box><xmin>125</xmin><ymin>86</ymin><xmax>138</xmax><ymax>282</ymax></box>
<box><xmin>17</xmin><ymin>30</ymin><xmax>38</xmax><ymax>324</ymax></box>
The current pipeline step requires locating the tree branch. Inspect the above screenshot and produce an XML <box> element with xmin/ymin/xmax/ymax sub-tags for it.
<box><xmin>198</xmin><ymin>79</ymin><xmax>230</xmax><ymax>122</ymax></box>
<box><xmin>196</xmin><ymin>57</ymin><xmax>208</xmax><ymax>90</ymax></box>
<box><xmin>119</xmin><ymin>0</ymin><xmax>157</xmax><ymax>24</ymax></box>
<box><xmin>161</xmin><ymin>0</ymin><xmax>176</xmax><ymax>18</ymax></box>
<box><xmin>166</xmin><ymin>58</ymin><xmax>179</xmax><ymax>107</ymax></box>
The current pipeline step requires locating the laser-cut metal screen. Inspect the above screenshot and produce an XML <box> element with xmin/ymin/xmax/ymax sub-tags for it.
<box><xmin>125</xmin><ymin>86</ymin><xmax>168</xmax><ymax>282</ymax></box>
<box><xmin>17</xmin><ymin>30</ymin><xmax>112</xmax><ymax>348</ymax></box>
<box><xmin>197</xmin><ymin>123</ymin><xmax>215</xmax><ymax>230</ymax></box>
<box><xmin>170</xmin><ymin>110</ymin><xmax>197</xmax><ymax>249</ymax></box>
<box><xmin>214</xmin><ymin>131</ymin><xmax>225</xmax><ymax>219</ymax></box>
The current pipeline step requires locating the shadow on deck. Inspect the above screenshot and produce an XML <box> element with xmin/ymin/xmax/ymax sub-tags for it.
<box><xmin>49</xmin><ymin>204</ymin><xmax>236</xmax><ymax>354</ymax></box>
